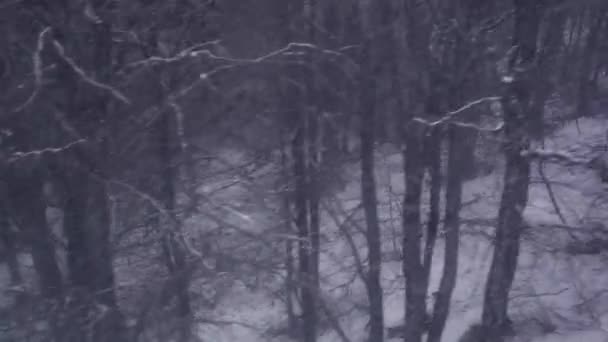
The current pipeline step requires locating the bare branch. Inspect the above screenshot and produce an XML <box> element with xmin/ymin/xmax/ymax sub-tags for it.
<box><xmin>51</xmin><ymin>40</ymin><xmax>131</xmax><ymax>105</ymax></box>
<box><xmin>450</xmin><ymin>120</ymin><xmax>505</xmax><ymax>132</ymax></box>
<box><xmin>412</xmin><ymin>96</ymin><xmax>502</xmax><ymax>127</ymax></box>
<box><xmin>537</xmin><ymin>162</ymin><xmax>570</xmax><ymax>226</ymax></box>
<box><xmin>8</xmin><ymin>139</ymin><xmax>87</xmax><ymax>163</ymax></box>
<box><xmin>127</xmin><ymin>41</ymin><xmax>357</xmax><ymax>70</ymax></box>
<box><xmin>13</xmin><ymin>27</ymin><xmax>52</xmax><ymax>113</ymax></box>
<box><xmin>124</xmin><ymin>40</ymin><xmax>222</xmax><ymax>69</ymax></box>
<box><xmin>522</xmin><ymin>149</ymin><xmax>589</xmax><ymax>166</ymax></box>
<box><xmin>510</xmin><ymin>287</ymin><xmax>569</xmax><ymax>301</ymax></box>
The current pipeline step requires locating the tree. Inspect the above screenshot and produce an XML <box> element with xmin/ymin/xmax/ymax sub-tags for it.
<box><xmin>358</xmin><ymin>0</ymin><xmax>387</xmax><ymax>338</ymax></box>
<box><xmin>480</xmin><ymin>1</ymin><xmax>544</xmax><ymax>340</ymax></box>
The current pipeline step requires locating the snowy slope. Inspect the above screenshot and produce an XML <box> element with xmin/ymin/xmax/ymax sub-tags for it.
<box><xmin>196</xmin><ymin>118</ymin><xmax>608</xmax><ymax>342</ymax></box>
<box><xmin>2</xmin><ymin>119</ymin><xmax>608</xmax><ymax>342</ymax></box>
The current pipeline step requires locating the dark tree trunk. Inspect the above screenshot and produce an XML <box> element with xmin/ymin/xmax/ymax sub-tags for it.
<box><xmin>530</xmin><ymin>7</ymin><xmax>567</xmax><ymax>140</ymax></box>
<box><xmin>307</xmin><ymin>114</ymin><xmax>321</xmax><ymax>295</ymax></box>
<box><xmin>480</xmin><ymin>1</ymin><xmax>542</xmax><ymax>340</ymax></box>
<box><xmin>360</xmin><ymin>38</ymin><xmax>385</xmax><ymax>342</ymax></box>
<box><xmin>0</xmin><ymin>207</ymin><xmax>23</xmax><ymax>287</ymax></box>
<box><xmin>144</xmin><ymin>21</ymin><xmax>193</xmax><ymax>338</ymax></box>
<box><xmin>402</xmin><ymin>126</ymin><xmax>427</xmax><ymax>342</ymax></box>
<box><xmin>427</xmin><ymin>126</ymin><xmax>464</xmax><ymax>342</ymax></box>
<box><xmin>422</xmin><ymin>128</ymin><xmax>441</xmax><ymax>286</ymax></box>
<box><xmin>459</xmin><ymin>133</ymin><xmax>479</xmax><ymax>180</ymax></box>
<box><xmin>55</xmin><ymin>5</ymin><xmax>126</xmax><ymax>341</ymax></box>
<box><xmin>279</xmin><ymin>132</ymin><xmax>298</xmax><ymax>333</ymax></box>
<box><xmin>277</xmin><ymin>1</ymin><xmax>317</xmax><ymax>340</ymax></box>
<box><xmin>6</xmin><ymin>168</ymin><xmax>63</xmax><ymax>299</ymax></box>
<box><xmin>293</xmin><ymin>120</ymin><xmax>316</xmax><ymax>342</ymax></box>
<box><xmin>576</xmin><ymin>9</ymin><xmax>606</xmax><ymax>117</ymax></box>
<box><xmin>4</xmin><ymin>163</ymin><xmax>64</xmax><ymax>341</ymax></box>
<box><xmin>157</xmin><ymin>107</ymin><xmax>192</xmax><ymax>342</ymax></box>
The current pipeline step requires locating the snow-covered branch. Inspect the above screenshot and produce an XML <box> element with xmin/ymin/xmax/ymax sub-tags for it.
<box><xmin>127</xmin><ymin>41</ymin><xmax>357</xmax><ymax>70</ymax></box>
<box><xmin>521</xmin><ymin>149</ymin><xmax>590</xmax><ymax>166</ymax></box>
<box><xmin>8</xmin><ymin>139</ymin><xmax>87</xmax><ymax>162</ymax></box>
<box><xmin>412</xmin><ymin>96</ymin><xmax>502</xmax><ymax>128</ymax></box>
<box><xmin>51</xmin><ymin>40</ymin><xmax>131</xmax><ymax>105</ymax></box>
<box><xmin>13</xmin><ymin>27</ymin><xmax>52</xmax><ymax>113</ymax></box>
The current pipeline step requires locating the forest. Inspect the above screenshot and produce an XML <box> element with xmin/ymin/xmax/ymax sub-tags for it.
<box><xmin>1</xmin><ymin>0</ymin><xmax>608</xmax><ymax>342</ymax></box>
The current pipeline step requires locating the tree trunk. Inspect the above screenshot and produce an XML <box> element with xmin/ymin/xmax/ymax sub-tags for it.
<box><xmin>144</xmin><ymin>21</ymin><xmax>193</xmax><ymax>337</ymax></box>
<box><xmin>157</xmin><ymin>107</ymin><xmax>192</xmax><ymax>342</ymax></box>
<box><xmin>280</xmin><ymin>137</ymin><xmax>298</xmax><ymax>334</ymax></box>
<box><xmin>293</xmin><ymin>120</ymin><xmax>316</xmax><ymax>342</ymax></box>
<box><xmin>422</xmin><ymin>128</ymin><xmax>441</xmax><ymax>287</ymax></box>
<box><xmin>480</xmin><ymin>1</ymin><xmax>542</xmax><ymax>340</ymax></box>
<box><xmin>0</xmin><ymin>206</ymin><xmax>23</xmax><ymax>287</ymax></box>
<box><xmin>427</xmin><ymin>126</ymin><xmax>464</xmax><ymax>342</ymax></box>
<box><xmin>402</xmin><ymin>126</ymin><xmax>427</xmax><ymax>342</ymax></box>
<box><xmin>6</xmin><ymin>168</ymin><xmax>63</xmax><ymax>299</ymax></box>
<box><xmin>56</xmin><ymin>5</ymin><xmax>126</xmax><ymax>341</ymax></box>
<box><xmin>360</xmin><ymin>37</ymin><xmax>385</xmax><ymax>342</ymax></box>
<box><xmin>530</xmin><ymin>7</ymin><xmax>567</xmax><ymax>140</ymax></box>
<box><xmin>307</xmin><ymin>113</ymin><xmax>321</xmax><ymax>296</ymax></box>
<box><xmin>576</xmin><ymin>9</ymin><xmax>606</xmax><ymax>117</ymax></box>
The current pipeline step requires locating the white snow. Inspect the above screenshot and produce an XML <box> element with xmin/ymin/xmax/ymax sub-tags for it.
<box><xmin>2</xmin><ymin>118</ymin><xmax>608</xmax><ymax>342</ymax></box>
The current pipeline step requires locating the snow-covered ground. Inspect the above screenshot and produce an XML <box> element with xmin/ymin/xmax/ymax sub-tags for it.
<box><xmin>2</xmin><ymin>118</ymin><xmax>608</xmax><ymax>342</ymax></box>
<box><xmin>196</xmin><ymin>118</ymin><xmax>608</xmax><ymax>342</ymax></box>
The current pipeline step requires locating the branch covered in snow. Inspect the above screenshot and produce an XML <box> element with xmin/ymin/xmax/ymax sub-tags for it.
<box><xmin>127</xmin><ymin>41</ymin><xmax>357</xmax><ymax>70</ymax></box>
<box><xmin>13</xmin><ymin>27</ymin><xmax>52</xmax><ymax>113</ymax></box>
<box><xmin>51</xmin><ymin>40</ymin><xmax>131</xmax><ymax>105</ymax></box>
<box><xmin>521</xmin><ymin>149</ymin><xmax>590</xmax><ymax>166</ymax></box>
<box><xmin>8</xmin><ymin>139</ymin><xmax>87</xmax><ymax>163</ymax></box>
<box><xmin>412</xmin><ymin>96</ymin><xmax>502</xmax><ymax>128</ymax></box>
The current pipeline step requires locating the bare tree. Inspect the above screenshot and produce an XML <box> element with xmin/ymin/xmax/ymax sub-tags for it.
<box><xmin>480</xmin><ymin>1</ymin><xmax>544</xmax><ymax>340</ymax></box>
<box><xmin>357</xmin><ymin>0</ymin><xmax>399</xmax><ymax>340</ymax></box>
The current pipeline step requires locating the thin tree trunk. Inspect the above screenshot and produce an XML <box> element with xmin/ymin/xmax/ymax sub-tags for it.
<box><xmin>426</xmin><ymin>126</ymin><xmax>463</xmax><ymax>342</ymax></box>
<box><xmin>0</xmin><ymin>207</ymin><xmax>23</xmax><ymax>287</ymax></box>
<box><xmin>480</xmin><ymin>1</ymin><xmax>542</xmax><ymax>340</ymax></box>
<box><xmin>148</xmin><ymin>31</ymin><xmax>193</xmax><ymax>339</ymax></box>
<box><xmin>56</xmin><ymin>5</ymin><xmax>126</xmax><ymax>340</ymax></box>
<box><xmin>530</xmin><ymin>7</ymin><xmax>567</xmax><ymax>140</ymax></box>
<box><xmin>6</xmin><ymin>169</ymin><xmax>63</xmax><ymax>299</ymax></box>
<box><xmin>280</xmin><ymin>138</ymin><xmax>298</xmax><ymax>333</ymax></box>
<box><xmin>5</xmin><ymin>165</ymin><xmax>64</xmax><ymax>342</ymax></box>
<box><xmin>576</xmin><ymin>9</ymin><xmax>606</xmax><ymax>117</ymax></box>
<box><xmin>360</xmin><ymin>38</ymin><xmax>385</xmax><ymax>342</ymax></box>
<box><xmin>308</xmin><ymin>113</ymin><xmax>321</xmax><ymax>295</ymax></box>
<box><xmin>158</xmin><ymin>107</ymin><xmax>192</xmax><ymax>342</ymax></box>
<box><xmin>422</xmin><ymin>128</ymin><xmax>441</xmax><ymax>287</ymax></box>
<box><xmin>293</xmin><ymin>118</ymin><xmax>316</xmax><ymax>342</ymax></box>
<box><xmin>402</xmin><ymin>126</ymin><xmax>427</xmax><ymax>342</ymax></box>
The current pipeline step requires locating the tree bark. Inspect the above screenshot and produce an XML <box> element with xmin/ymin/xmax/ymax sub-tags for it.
<box><xmin>6</xmin><ymin>167</ymin><xmax>63</xmax><ymax>299</ymax></box>
<box><xmin>360</xmin><ymin>37</ymin><xmax>385</xmax><ymax>342</ymax></box>
<box><xmin>55</xmin><ymin>4</ymin><xmax>127</xmax><ymax>341</ymax></box>
<box><xmin>576</xmin><ymin>8</ymin><xmax>606</xmax><ymax>117</ymax></box>
<box><xmin>0</xmin><ymin>210</ymin><xmax>22</xmax><ymax>287</ymax></box>
<box><xmin>157</xmin><ymin>107</ymin><xmax>192</xmax><ymax>342</ymax></box>
<box><xmin>402</xmin><ymin>126</ymin><xmax>427</xmax><ymax>342</ymax></box>
<box><xmin>422</xmin><ymin>128</ymin><xmax>442</xmax><ymax>287</ymax></box>
<box><xmin>427</xmin><ymin>126</ymin><xmax>463</xmax><ymax>342</ymax></box>
<box><xmin>145</xmin><ymin>21</ymin><xmax>193</xmax><ymax>339</ymax></box>
<box><xmin>293</xmin><ymin>119</ymin><xmax>316</xmax><ymax>342</ymax></box>
<box><xmin>480</xmin><ymin>1</ymin><xmax>542</xmax><ymax>340</ymax></box>
<box><xmin>530</xmin><ymin>7</ymin><xmax>567</xmax><ymax>140</ymax></box>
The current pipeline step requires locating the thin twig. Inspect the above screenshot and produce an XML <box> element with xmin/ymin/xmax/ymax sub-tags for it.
<box><xmin>510</xmin><ymin>287</ymin><xmax>569</xmax><ymax>301</ymax></box>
